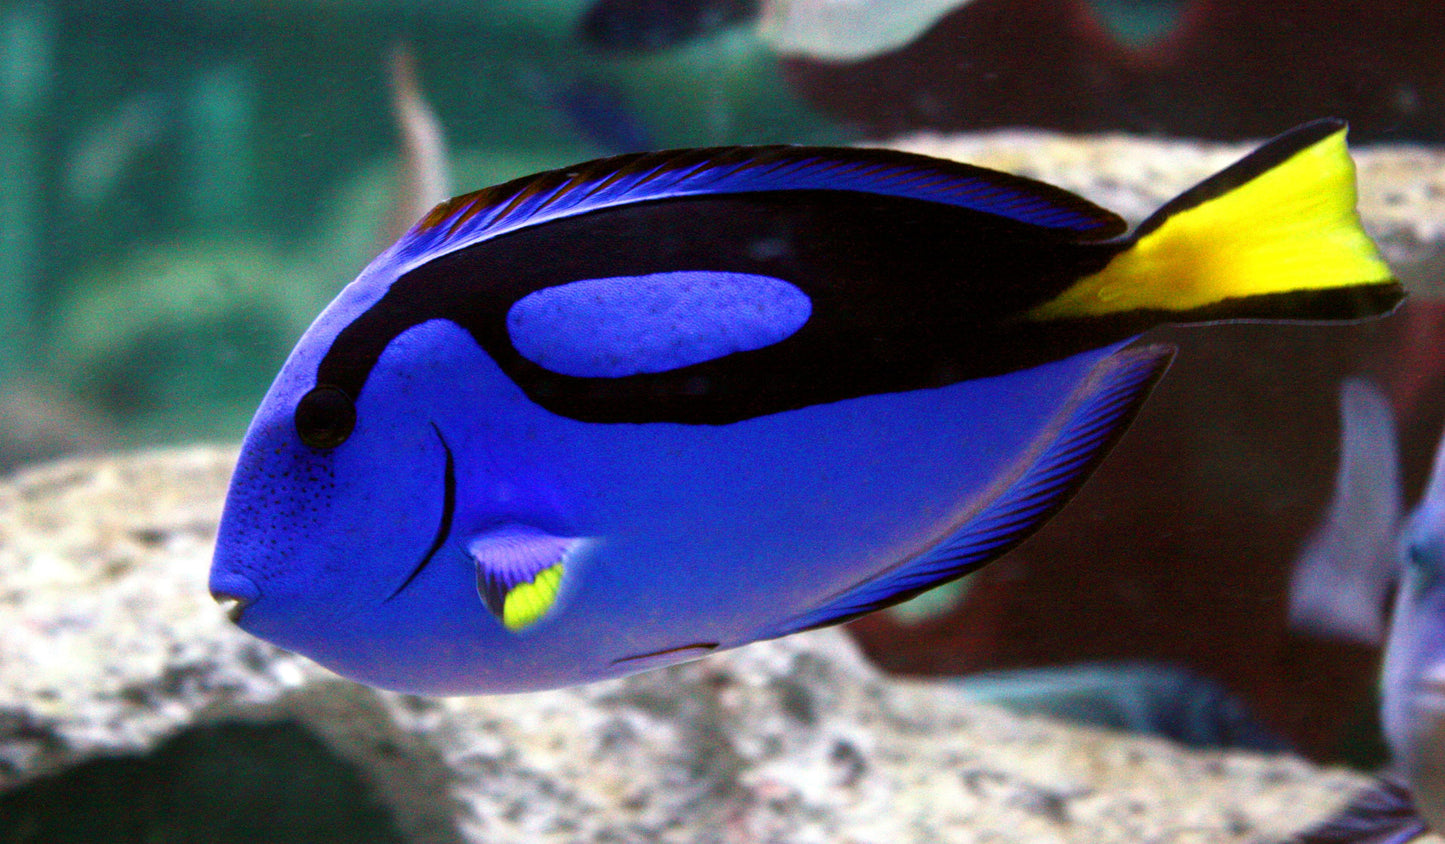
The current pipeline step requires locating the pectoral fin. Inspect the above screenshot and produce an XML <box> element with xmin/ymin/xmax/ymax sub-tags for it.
<box><xmin>468</xmin><ymin>525</ymin><xmax>588</xmax><ymax>631</ymax></box>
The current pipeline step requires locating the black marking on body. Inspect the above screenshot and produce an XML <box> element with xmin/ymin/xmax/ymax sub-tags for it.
<box><xmin>612</xmin><ymin>642</ymin><xmax>720</xmax><ymax>664</ymax></box>
<box><xmin>386</xmin><ymin>423</ymin><xmax>455</xmax><ymax>601</ymax></box>
<box><xmin>318</xmin><ymin>190</ymin><xmax>1124</xmax><ymax>424</ymax></box>
<box><xmin>313</xmin><ymin>188</ymin><xmax>1398</xmax><ymax>425</ymax></box>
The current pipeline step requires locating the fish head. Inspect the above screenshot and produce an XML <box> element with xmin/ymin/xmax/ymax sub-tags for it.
<box><xmin>1382</xmin><ymin>416</ymin><xmax>1445</xmax><ymax>775</ymax></box>
<box><xmin>1391</xmin><ymin>479</ymin><xmax>1445</xmax><ymax>665</ymax></box>
<box><xmin>211</xmin><ymin>353</ymin><xmax>436</xmax><ymax>621</ymax></box>
<box><xmin>1387</xmin><ymin>509</ymin><xmax>1445</xmax><ymax>826</ymax></box>
<box><xmin>1390</xmin><ymin>514</ymin><xmax>1445</xmax><ymax>678</ymax></box>
<box><xmin>208</xmin><ymin>276</ymin><xmax>523</xmax><ymax>692</ymax></box>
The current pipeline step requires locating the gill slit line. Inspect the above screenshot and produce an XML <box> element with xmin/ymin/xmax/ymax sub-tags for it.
<box><xmin>386</xmin><ymin>422</ymin><xmax>456</xmax><ymax>602</ymax></box>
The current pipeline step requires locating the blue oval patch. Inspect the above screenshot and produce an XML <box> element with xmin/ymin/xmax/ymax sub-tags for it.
<box><xmin>507</xmin><ymin>272</ymin><xmax>813</xmax><ymax>378</ymax></box>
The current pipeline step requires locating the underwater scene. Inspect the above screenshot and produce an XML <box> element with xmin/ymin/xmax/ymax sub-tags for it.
<box><xmin>3</xmin><ymin>0</ymin><xmax>1445</xmax><ymax>841</ymax></box>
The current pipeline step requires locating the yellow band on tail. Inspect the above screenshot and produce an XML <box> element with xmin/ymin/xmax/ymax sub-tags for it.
<box><xmin>1029</xmin><ymin>123</ymin><xmax>1393</xmax><ymax>321</ymax></box>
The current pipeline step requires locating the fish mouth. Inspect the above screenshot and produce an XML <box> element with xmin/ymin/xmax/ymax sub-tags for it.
<box><xmin>209</xmin><ymin>570</ymin><xmax>259</xmax><ymax>624</ymax></box>
<box><xmin>386</xmin><ymin>422</ymin><xmax>456</xmax><ymax>602</ymax></box>
<box><xmin>212</xmin><ymin>592</ymin><xmax>250</xmax><ymax>623</ymax></box>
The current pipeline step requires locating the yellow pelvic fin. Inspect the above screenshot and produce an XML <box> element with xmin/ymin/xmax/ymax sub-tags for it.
<box><xmin>1029</xmin><ymin>122</ymin><xmax>1394</xmax><ymax>321</ymax></box>
<box><xmin>502</xmin><ymin>563</ymin><xmax>565</xmax><ymax>631</ymax></box>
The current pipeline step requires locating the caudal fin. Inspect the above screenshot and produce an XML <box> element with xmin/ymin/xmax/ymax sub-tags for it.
<box><xmin>1029</xmin><ymin>119</ymin><xmax>1402</xmax><ymax>323</ymax></box>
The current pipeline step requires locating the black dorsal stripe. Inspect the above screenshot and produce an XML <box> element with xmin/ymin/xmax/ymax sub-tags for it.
<box><xmin>316</xmin><ymin>190</ymin><xmax>1122</xmax><ymax>425</ymax></box>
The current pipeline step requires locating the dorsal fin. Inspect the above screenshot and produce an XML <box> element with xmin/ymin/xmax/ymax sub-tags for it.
<box><xmin>395</xmin><ymin>145</ymin><xmax>1127</xmax><ymax>263</ymax></box>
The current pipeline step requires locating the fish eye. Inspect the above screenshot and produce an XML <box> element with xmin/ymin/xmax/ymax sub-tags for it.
<box><xmin>1406</xmin><ymin>539</ymin><xmax>1442</xmax><ymax>596</ymax></box>
<box><xmin>294</xmin><ymin>384</ymin><xmax>356</xmax><ymax>449</ymax></box>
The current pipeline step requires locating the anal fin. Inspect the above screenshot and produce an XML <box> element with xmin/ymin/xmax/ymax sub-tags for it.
<box><xmin>468</xmin><ymin>525</ymin><xmax>589</xmax><ymax>631</ymax></box>
<box><xmin>758</xmin><ymin>344</ymin><xmax>1175</xmax><ymax>639</ymax></box>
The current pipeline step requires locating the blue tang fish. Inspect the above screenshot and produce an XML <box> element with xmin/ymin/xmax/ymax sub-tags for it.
<box><xmin>211</xmin><ymin>119</ymin><xmax>1399</xmax><ymax>695</ymax></box>
<box><xmin>1292</xmin><ymin>380</ymin><xmax>1445</xmax><ymax>843</ymax></box>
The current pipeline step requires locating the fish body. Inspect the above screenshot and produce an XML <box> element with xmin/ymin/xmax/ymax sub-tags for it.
<box><xmin>212</xmin><ymin>120</ymin><xmax>1398</xmax><ymax>695</ymax></box>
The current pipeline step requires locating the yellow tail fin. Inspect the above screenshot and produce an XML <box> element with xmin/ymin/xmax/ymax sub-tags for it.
<box><xmin>1030</xmin><ymin>120</ymin><xmax>1397</xmax><ymax>321</ymax></box>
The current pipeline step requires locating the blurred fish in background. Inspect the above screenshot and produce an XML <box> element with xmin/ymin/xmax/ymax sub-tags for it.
<box><xmin>1291</xmin><ymin>379</ymin><xmax>1445</xmax><ymax>842</ymax></box>
<box><xmin>516</xmin><ymin>69</ymin><xmax>656</xmax><ymax>154</ymax></box>
<box><xmin>1290</xmin><ymin>380</ymin><xmax>1404</xmax><ymax>647</ymax></box>
<box><xmin>383</xmin><ymin>44</ymin><xmax>451</xmax><ymax>245</ymax></box>
<box><xmin>577</xmin><ymin>0</ymin><xmax>1445</xmax><ymax>141</ymax></box>
<box><xmin>577</xmin><ymin>0</ymin><xmax>987</xmax><ymax>61</ymax></box>
<box><xmin>774</xmin><ymin>0</ymin><xmax>1445</xmax><ymax>140</ymax></box>
<box><xmin>951</xmin><ymin>661</ymin><xmax>1290</xmax><ymax>752</ymax></box>
<box><xmin>579</xmin><ymin>0</ymin><xmax>761</xmax><ymax>53</ymax></box>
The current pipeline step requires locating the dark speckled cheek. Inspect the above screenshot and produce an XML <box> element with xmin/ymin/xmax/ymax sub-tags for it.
<box><xmin>216</xmin><ymin>421</ymin><xmax>340</xmax><ymax>592</ymax></box>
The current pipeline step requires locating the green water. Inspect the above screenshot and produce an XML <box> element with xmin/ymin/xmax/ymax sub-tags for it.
<box><xmin>0</xmin><ymin>0</ymin><xmax>838</xmax><ymax>463</ymax></box>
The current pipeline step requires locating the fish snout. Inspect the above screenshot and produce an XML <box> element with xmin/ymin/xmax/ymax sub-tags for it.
<box><xmin>209</xmin><ymin>571</ymin><xmax>260</xmax><ymax>624</ymax></box>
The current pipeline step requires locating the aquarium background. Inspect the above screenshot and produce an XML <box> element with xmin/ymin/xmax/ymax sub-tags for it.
<box><xmin>0</xmin><ymin>0</ymin><xmax>846</xmax><ymax>462</ymax></box>
<box><xmin>4</xmin><ymin>0</ymin><xmax>1441</xmax><ymax>464</ymax></box>
<box><xmin>4</xmin><ymin>0</ymin><xmax>1445</xmax><ymax>837</ymax></box>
